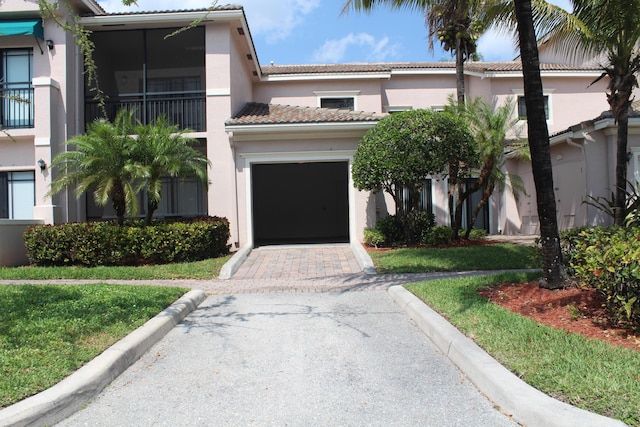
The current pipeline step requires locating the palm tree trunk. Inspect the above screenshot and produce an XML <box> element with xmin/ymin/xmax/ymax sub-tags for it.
<box><xmin>145</xmin><ymin>198</ymin><xmax>158</xmax><ymax>226</ymax></box>
<box><xmin>111</xmin><ymin>179</ymin><xmax>127</xmax><ymax>226</ymax></box>
<box><xmin>614</xmin><ymin>105</ymin><xmax>630</xmax><ymax>225</ymax></box>
<box><xmin>513</xmin><ymin>0</ymin><xmax>565</xmax><ymax>289</ymax></box>
<box><xmin>456</xmin><ymin>38</ymin><xmax>465</xmax><ymax>104</ymax></box>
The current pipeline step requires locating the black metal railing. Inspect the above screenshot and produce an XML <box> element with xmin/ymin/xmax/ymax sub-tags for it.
<box><xmin>85</xmin><ymin>91</ymin><xmax>206</xmax><ymax>131</ymax></box>
<box><xmin>0</xmin><ymin>83</ymin><xmax>34</xmax><ymax>129</ymax></box>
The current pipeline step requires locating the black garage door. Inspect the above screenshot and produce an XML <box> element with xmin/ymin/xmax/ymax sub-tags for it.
<box><xmin>252</xmin><ymin>162</ymin><xmax>349</xmax><ymax>245</ymax></box>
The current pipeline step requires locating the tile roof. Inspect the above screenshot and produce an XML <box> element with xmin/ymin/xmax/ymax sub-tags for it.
<box><xmin>226</xmin><ymin>103</ymin><xmax>385</xmax><ymax>126</ymax></box>
<box><xmin>261</xmin><ymin>61</ymin><xmax>602</xmax><ymax>76</ymax></box>
<box><xmin>550</xmin><ymin>102</ymin><xmax>640</xmax><ymax>138</ymax></box>
<box><xmin>85</xmin><ymin>4</ymin><xmax>243</xmax><ymax>17</ymax></box>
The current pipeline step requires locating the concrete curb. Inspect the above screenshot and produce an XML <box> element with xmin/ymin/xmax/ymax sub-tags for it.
<box><xmin>218</xmin><ymin>245</ymin><xmax>252</xmax><ymax>279</ymax></box>
<box><xmin>351</xmin><ymin>242</ymin><xmax>376</xmax><ymax>275</ymax></box>
<box><xmin>387</xmin><ymin>285</ymin><xmax>627</xmax><ymax>427</ymax></box>
<box><xmin>0</xmin><ymin>289</ymin><xmax>207</xmax><ymax>427</ymax></box>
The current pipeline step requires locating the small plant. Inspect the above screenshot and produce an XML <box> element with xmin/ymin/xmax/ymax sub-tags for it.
<box><xmin>566</xmin><ymin>304</ymin><xmax>582</xmax><ymax>321</ymax></box>
<box><xmin>467</xmin><ymin>228</ymin><xmax>488</xmax><ymax>240</ymax></box>
<box><xmin>582</xmin><ymin>179</ymin><xmax>640</xmax><ymax>226</ymax></box>
<box><xmin>363</xmin><ymin>227</ymin><xmax>385</xmax><ymax>248</ymax></box>
<box><xmin>422</xmin><ymin>225</ymin><xmax>452</xmax><ymax>246</ymax></box>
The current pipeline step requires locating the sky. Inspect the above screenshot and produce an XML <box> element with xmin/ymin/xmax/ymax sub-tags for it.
<box><xmin>97</xmin><ymin>0</ymin><xmax>573</xmax><ymax>66</ymax></box>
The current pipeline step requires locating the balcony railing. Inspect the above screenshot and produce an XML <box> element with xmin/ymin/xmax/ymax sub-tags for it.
<box><xmin>0</xmin><ymin>83</ymin><xmax>34</xmax><ymax>129</ymax></box>
<box><xmin>85</xmin><ymin>91</ymin><xmax>206</xmax><ymax>132</ymax></box>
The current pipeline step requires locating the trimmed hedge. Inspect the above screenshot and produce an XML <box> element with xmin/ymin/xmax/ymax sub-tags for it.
<box><xmin>24</xmin><ymin>217</ymin><xmax>230</xmax><ymax>267</ymax></box>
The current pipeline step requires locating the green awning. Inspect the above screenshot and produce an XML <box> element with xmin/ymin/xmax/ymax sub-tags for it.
<box><xmin>0</xmin><ymin>19</ymin><xmax>44</xmax><ymax>40</ymax></box>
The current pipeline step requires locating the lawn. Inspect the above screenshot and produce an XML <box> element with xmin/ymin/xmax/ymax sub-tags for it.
<box><xmin>368</xmin><ymin>243</ymin><xmax>539</xmax><ymax>273</ymax></box>
<box><xmin>0</xmin><ymin>255</ymin><xmax>231</xmax><ymax>280</ymax></box>
<box><xmin>406</xmin><ymin>272</ymin><xmax>640</xmax><ymax>426</ymax></box>
<box><xmin>0</xmin><ymin>284</ymin><xmax>188</xmax><ymax>408</ymax></box>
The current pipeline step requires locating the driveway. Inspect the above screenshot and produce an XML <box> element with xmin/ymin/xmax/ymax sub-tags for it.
<box><xmin>57</xmin><ymin>291</ymin><xmax>516</xmax><ymax>426</ymax></box>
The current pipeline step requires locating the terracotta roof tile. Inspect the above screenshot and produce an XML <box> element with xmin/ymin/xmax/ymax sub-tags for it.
<box><xmin>261</xmin><ymin>61</ymin><xmax>602</xmax><ymax>75</ymax></box>
<box><xmin>226</xmin><ymin>103</ymin><xmax>385</xmax><ymax>126</ymax></box>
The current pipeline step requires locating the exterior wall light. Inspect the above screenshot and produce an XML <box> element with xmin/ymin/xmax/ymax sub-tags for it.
<box><xmin>37</xmin><ymin>159</ymin><xmax>47</xmax><ymax>171</ymax></box>
<box><xmin>46</xmin><ymin>39</ymin><xmax>54</xmax><ymax>50</ymax></box>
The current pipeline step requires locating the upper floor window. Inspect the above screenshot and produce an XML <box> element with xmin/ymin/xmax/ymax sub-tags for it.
<box><xmin>1</xmin><ymin>49</ymin><xmax>34</xmax><ymax>128</ymax></box>
<box><xmin>315</xmin><ymin>90</ymin><xmax>360</xmax><ymax>111</ymax></box>
<box><xmin>321</xmin><ymin>97</ymin><xmax>354</xmax><ymax>110</ymax></box>
<box><xmin>517</xmin><ymin>95</ymin><xmax>550</xmax><ymax>120</ymax></box>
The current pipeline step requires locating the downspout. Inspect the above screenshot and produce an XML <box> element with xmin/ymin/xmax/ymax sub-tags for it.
<box><xmin>566</xmin><ymin>137</ymin><xmax>588</xmax><ymax>226</ymax></box>
<box><xmin>229</xmin><ymin>132</ymin><xmax>240</xmax><ymax>250</ymax></box>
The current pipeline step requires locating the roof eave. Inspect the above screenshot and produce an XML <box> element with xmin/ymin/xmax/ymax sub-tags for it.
<box><xmin>261</xmin><ymin>72</ymin><xmax>392</xmax><ymax>82</ymax></box>
<box><xmin>225</xmin><ymin>121</ymin><xmax>378</xmax><ymax>135</ymax></box>
<box><xmin>79</xmin><ymin>8</ymin><xmax>245</xmax><ymax>27</ymax></box>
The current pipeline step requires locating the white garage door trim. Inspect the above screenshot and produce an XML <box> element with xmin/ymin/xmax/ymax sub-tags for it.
<box><xmin>240</xmin><ymin>150</ymin><xmax>356</xmax><ymax>247</ymax></box>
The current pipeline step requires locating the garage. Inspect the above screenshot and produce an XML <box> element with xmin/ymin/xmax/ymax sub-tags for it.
<box><xmin>252</xmin><ymin>161</ymin><xmax>349</xmax><ymax>245</ymax></box>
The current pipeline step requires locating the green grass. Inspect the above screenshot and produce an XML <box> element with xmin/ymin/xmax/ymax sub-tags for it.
<box><xmin>406</xmin><ymin>273</ymin><xmax>640</xmax><ymax>426</ymax></box>
<box><xmin>0</xmin><ymin>284</ymin><xmax>188</xmax><ymax>408</ymax></box>
<box><xmin>369</xmin><ymin>243</ymin><xmax>539</xmax><ymax>273</ymax></box>
<box><xmin>0</xmin><ymin>255</ymin><xmax>231</xmax><ymax>280</ymax></box>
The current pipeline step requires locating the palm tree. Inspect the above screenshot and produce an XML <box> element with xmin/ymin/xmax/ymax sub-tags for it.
<box><xmin>512</xmin><ymin>0</ymin><xmax>565</xmax><ymax>289</ymax></box>
<box><xmin>539</xmin><ymin>0</ymin><xmax>640</xmax><ymax>225</ymax></box>
<box><xmin>452</xmin><ymin>97</ymin><xmax>529</xmax><ymax>239</ymax></box>
<box><xmin>342</xmin><ymin>0</ymin><xmax>482</xmax><ymax>104</ymax></box>
<box><xmin>133</xmin><ymin>116</ymin><xmax>211</xmax><ymax>225</ymax></box>
<box><xmin>49</xmin><ymin>109</ymin><xmax>145</xmax><ymax>226</ymax></box>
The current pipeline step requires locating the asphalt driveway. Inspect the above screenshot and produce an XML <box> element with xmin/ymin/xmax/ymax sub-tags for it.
<box><xmin>57</xmin><ymin>291</ymin><xmax>516</xmax><ymax>426</ymax></box>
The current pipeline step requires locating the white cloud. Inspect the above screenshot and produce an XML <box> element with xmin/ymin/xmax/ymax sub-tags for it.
<box><xmin>477</xmin><ymin>31</ymin><xmax>519</xmax><ymax>62</ymax></box>
<box><xmin>98</xmin><ymin>0</ymin><xmax>321</xmax><ymax>43</ymax></box>
<box><xmin>312</xmin><ymin>33</ymin><xmax>400</xmax><ymax>63</ymax></box>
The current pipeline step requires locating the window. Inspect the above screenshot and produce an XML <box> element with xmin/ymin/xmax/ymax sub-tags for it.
<box><xmin>315</xmin><ymin>90</ymin><xmax>359</xmax><ymax>111</ymax></box>
<box><xmin>518</xmin><ymin>95</ymin><xmax>549</xmax><ymax>120</ymax></box>
<box><xmin>386</xmin><ymin>106</ymin><xmax>413</xmax><ymax>114</ymax></box>
<box><xmin>86</xmin><ymin>176</ymin><xmax>207</xmax><ymax>220</ymax></box>
<box><xmin>320</xmin><ymin>97</ymin><xmax>354</xmax><ymax>111</ymax></box>
<box><xmin>401</xmin><ymin>179</ymin><xmax>433</xmax><ymax>214</ymax></box>
<box><xmin>1</xmin><ymin>49</ymin><xmax>34</xmax><ymax>128</ymax></box>
<box><xmin>0</xmin><ymin>171</ymin><xmax>35</xmax><ymax>219</ymax></box>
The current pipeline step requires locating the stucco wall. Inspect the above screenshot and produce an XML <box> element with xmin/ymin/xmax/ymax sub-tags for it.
<box><xmin>0</xmin><ymin>219</ymin><xmax>44</xmax><ymax>266</ymax></box>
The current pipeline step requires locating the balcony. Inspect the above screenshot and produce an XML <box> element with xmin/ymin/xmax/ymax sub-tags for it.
<box><xmin>85</xmin><ymin>90</ymin><xmax>206</xmax><ymax>132</ymax></box>
<box><xmin>0</xmin><ymin>83</ymin><xmax>34</xmax><ymax>129</ymax></box>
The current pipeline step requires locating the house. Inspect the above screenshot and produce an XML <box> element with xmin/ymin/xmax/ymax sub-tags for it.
<box><xmin>0</xmin><ymin>1</ymin><xmax>630</xmax><ymax>262</ymax></box>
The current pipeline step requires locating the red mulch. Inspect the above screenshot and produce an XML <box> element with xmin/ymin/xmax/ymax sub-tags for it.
<box><xmin>479</xmin><ymin>282</ymin><xmax>640</xmax><ymax>352</ymax></box>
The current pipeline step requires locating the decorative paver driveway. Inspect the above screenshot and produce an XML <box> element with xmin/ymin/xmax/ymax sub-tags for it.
<box><xmin>232</xmin><ymin>244</ymin><xmax>362</xmax><ymax>280</ymax></box>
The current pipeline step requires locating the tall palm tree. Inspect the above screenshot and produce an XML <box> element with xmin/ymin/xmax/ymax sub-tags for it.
<box><xmin>133</xmin><ymin>116</ymin><xmax>211</xmax><ymax>225</ymax></box>
<box><xmin>512</xmin><ymin>0</ymin><xmax>565</xmax><ymax>289</ymax></box>
<box><xmin>539</xmin><ymin>0</ymin><xmax>640</xmax><ymax>225</ymax></box>
<box><xmin>342</xmin><ymin>0</ymin><xmax>482</xmax><ymax>104</ymax></box>
<box><xmin>49</xmin><ymin>109</ymin><xmax>145</xmax><ymax>226</ymax></box>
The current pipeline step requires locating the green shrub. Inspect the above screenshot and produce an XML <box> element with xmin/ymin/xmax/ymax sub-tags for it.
<box><xmin>375</xmin><ymin>215</ymin><xmax>405</xmax><ymax>246</ymax></box>
<box><xmin>568</xmin><ymin>226</ymin><xmax>640</xmax><ymax>327</ymax></box>
<box><xmin>422</xmin><ymin>225</ymin><xmax>452</xmax><ymax>246</ymax></box>
<box><xmin>467</xmin><ymin>228</ymin><xmax>487</xmax><ymax>240</ymax></box>
<box><xmin>406</xmin><ymin>210</ymin><xmax>436</xmax><ymax>243</ymax></box>
<box><xmin>24</xmin><ymin>217</ymin><xmax>230</xmax><ymax>267</ymax></box>
<box><xmin>371</xmin><ymin>211</ymin><xmax>436</xmax><ymax>247</ymax></box>
<box><xmin>363</xmin><ymin>227</ymin><xmax>386</xmax><ymax>247</ymax></box>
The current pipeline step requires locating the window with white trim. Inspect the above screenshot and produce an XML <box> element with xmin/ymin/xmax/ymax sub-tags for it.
<box><xmin>0</xmin><ymin>171</ymin><xmax>35</xmax><ymax>219</ymax></box>
<box><xmin>320</xmin><ymin>97</ymin><xmax>354</xmax><ymax>110</ymax></box>
<box><xmin>517</xmin><ymin>95</ymin><xmax>549</xmax><ymax>120</ymax></box>
<box><xmin>314</xmin><ymin>90</ymin><xmax>360</xmax><ymax>111</ymax></box>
